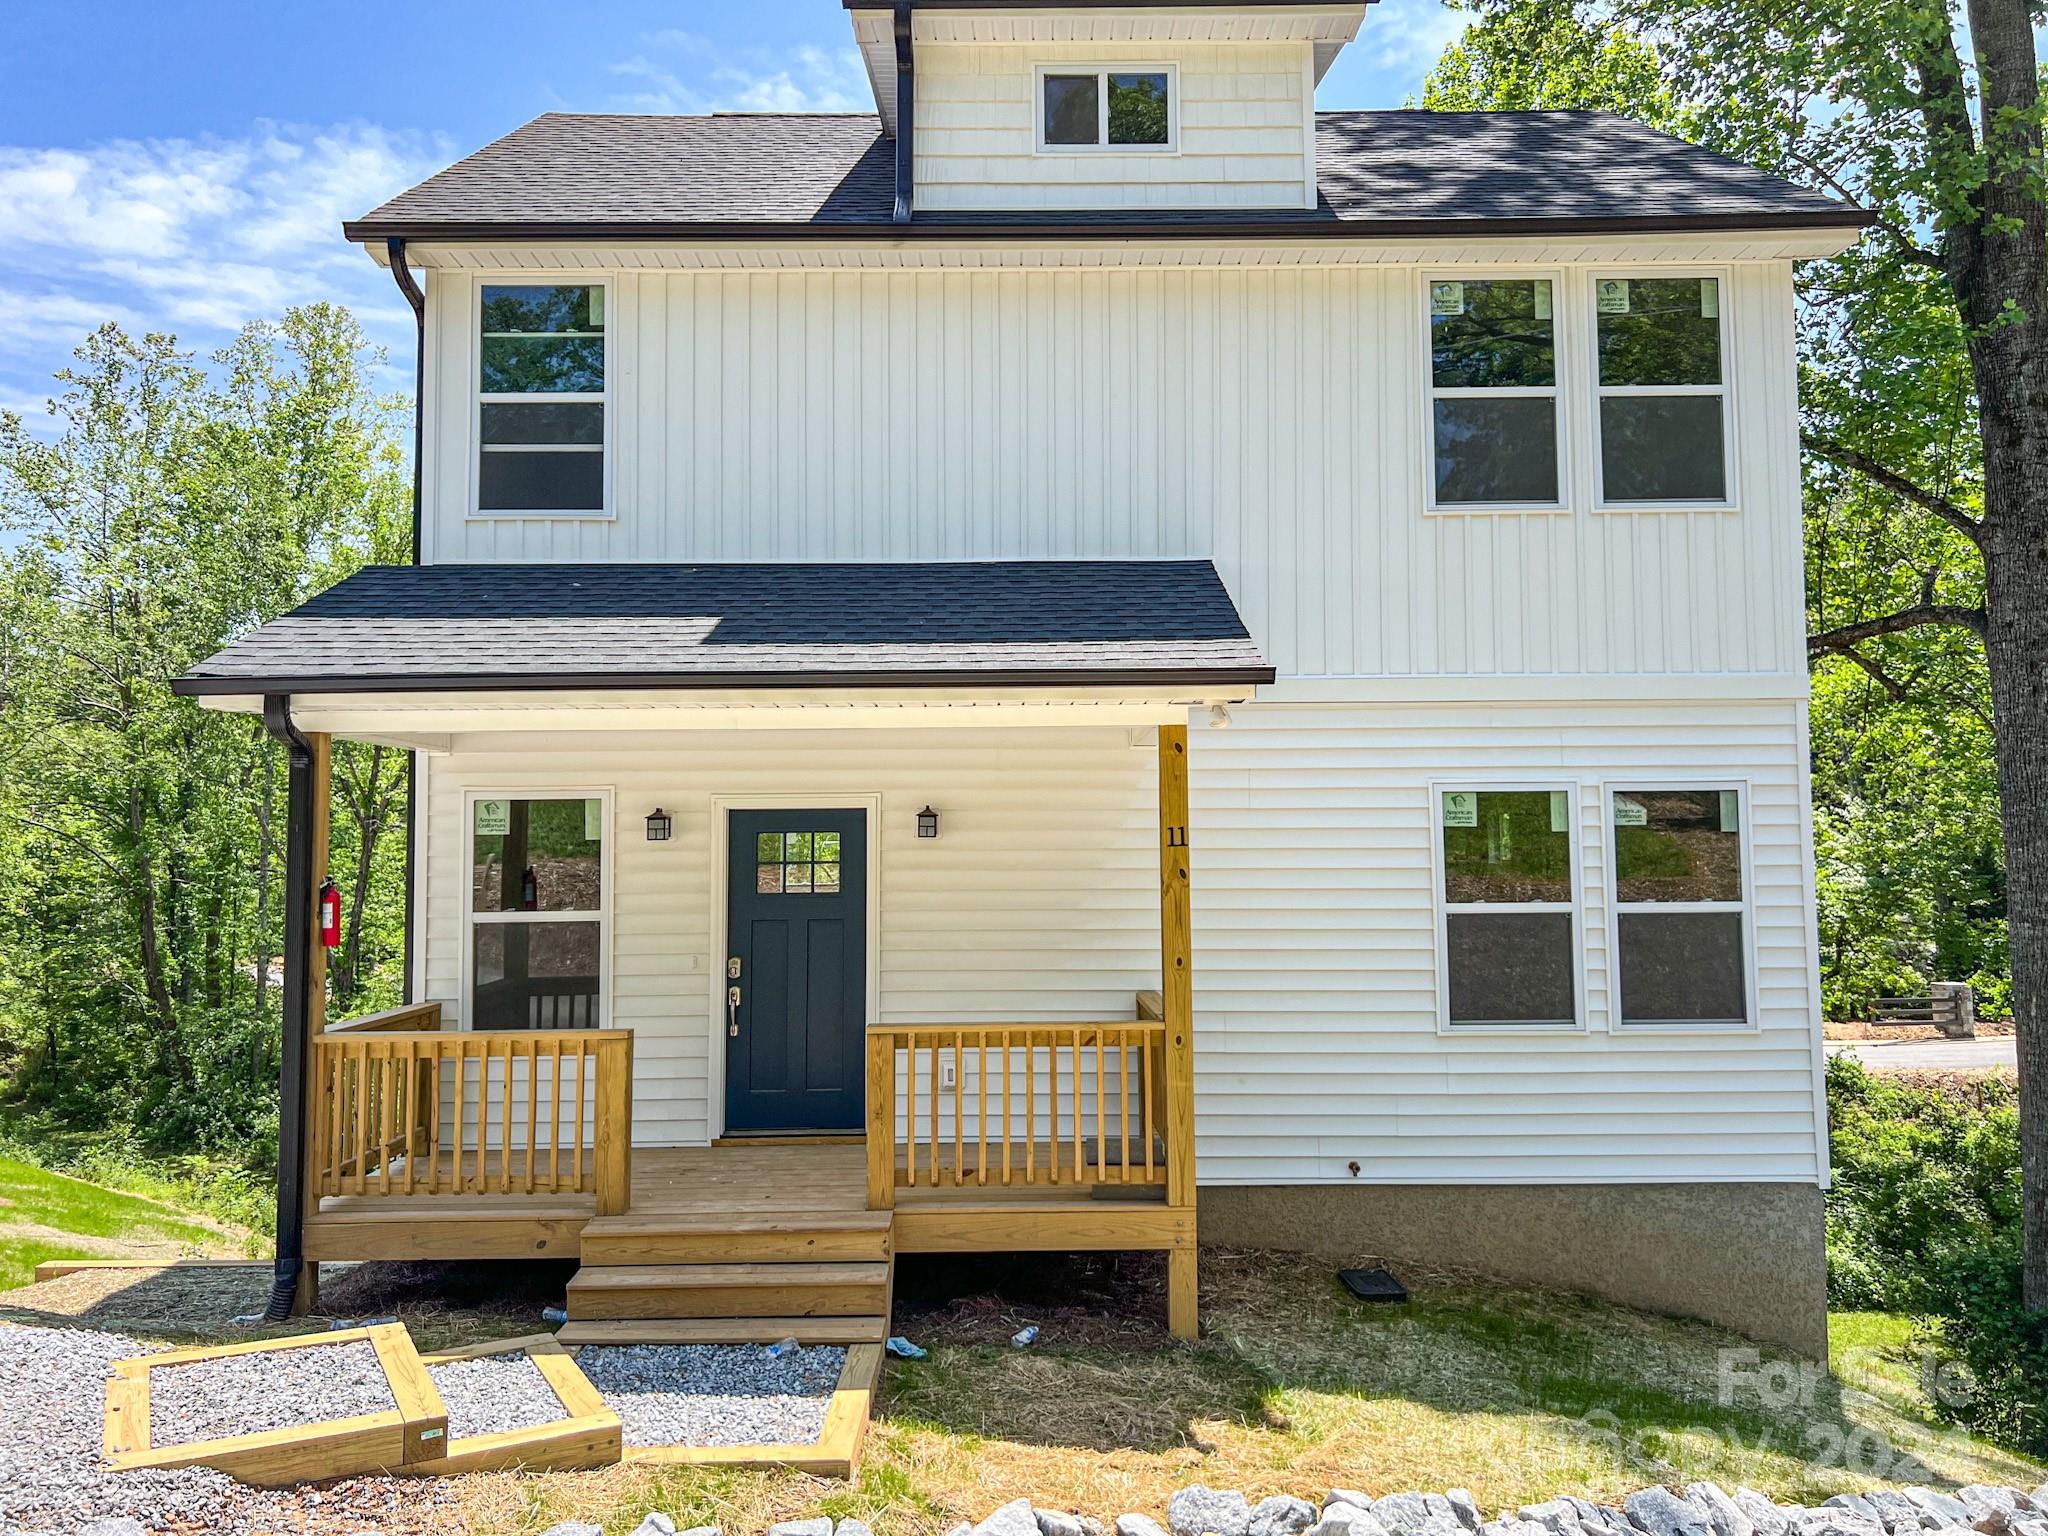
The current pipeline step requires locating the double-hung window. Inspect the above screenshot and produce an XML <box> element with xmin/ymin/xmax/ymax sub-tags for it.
<box><xmin>477</xmin><ymin>283</ymin><xmax>606</xmax><ymax>516</ymax></box>
<box><xmin>1436</xmin><ymin>786</ymin><xmax>1580</xmax><ymax>1028</ymax></box>
<box><xmin>1594</xmin><ymin>275</ymin><xmax>1729</xmax><ymax>505</ymax></box>
<box><xmin>1609</xmin><ymin>787</ymin><xmax>1750</xmax><ymax>1028</ymax></box>
<box><xmin>470</xmin><ymin>795</ymin><xmax>606</xmax><ymax>1030</ymax></box>
<box><xmin>1426</xmin><ymin>278</ymin><xmax>1563</xmax><ymax>510</ymax></box>
<box><xmin>1037</xmin><ymin>66</ymin><xmax>1174</xmax><ymax>150</ymax></box>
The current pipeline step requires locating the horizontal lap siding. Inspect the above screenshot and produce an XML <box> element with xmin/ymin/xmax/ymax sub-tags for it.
<box><xmin>914</xmin><ymin>42</ymin><xmax>1311</xmax><ymax>211</ymax></box>
<box><xmin>424</xmin><ymin>264</ymin><xmax>1805</xmax><ymax>686</ymax></box>
<box><xmin>1190</xmin><ymin>699</ymin><xmax>1825</xmax><ymax>1186</ymax></box>
<box><xmin>416</xmin><ymin>702</ymin><xmax>1825</xmax><ymax>1182</ymax></box>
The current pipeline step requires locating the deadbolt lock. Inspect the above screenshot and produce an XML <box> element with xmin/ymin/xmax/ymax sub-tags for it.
<box><xmin>727</xmin><ymin>956</ymin><xmax>742</xmax><ymax>980</ymax></box>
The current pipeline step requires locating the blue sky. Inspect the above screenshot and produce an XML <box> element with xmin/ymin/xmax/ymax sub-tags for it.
<box><xmin>0</xmin><ymin>0</ymin><xmax>1463</xmax><ymax>422</ymax></box>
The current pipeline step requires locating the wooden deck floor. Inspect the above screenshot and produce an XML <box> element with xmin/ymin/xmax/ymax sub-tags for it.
<box><xmin>306</xmin><ymin>1141</ymin><xmax>1189</xmax><ymax>1263</ymax></box>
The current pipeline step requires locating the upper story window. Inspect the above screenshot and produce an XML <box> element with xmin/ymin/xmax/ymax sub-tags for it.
<box><xmin>1426</xmin><ymin>278</ymin><xmax>1564</xmax><ymax>512</ymax></box>
<box><xmin>1595</xmin><ymin>276</ymin><xmax>1729</xmax><ymax>506</ymax></box>
<box><xmin>1036</xmin><ymin>66</ymin><xmax>1175</xmax><ymax>151</ymax></box>
<box><xmin>477</xmin><ymin>283</ymin><xmax>607</xmax><ymax>517</ymax></box>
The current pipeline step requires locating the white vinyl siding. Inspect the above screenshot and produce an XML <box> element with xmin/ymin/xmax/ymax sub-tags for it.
<box><xmin>412</xmin><ymin>701</ymin><xmax>1825</xmax><ymax>1184</ymax></box>
<box><xmin>914</xmin><ymin>43</ymin><xmax>1310</xmax><ymax>210</ymax></box>
<box><xmin>419</xmin><ymin>260</ymin><xmax>1806</xmax><ymax>684</ymax></box>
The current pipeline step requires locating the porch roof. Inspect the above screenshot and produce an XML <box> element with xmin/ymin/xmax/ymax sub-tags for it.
<box><xmin>172</xmin><ymin>559</ymin><xmax>1273</xmax><ymax>697</ymax></box>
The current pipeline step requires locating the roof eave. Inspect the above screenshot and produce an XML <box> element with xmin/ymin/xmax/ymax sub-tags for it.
<box><xmin>171</xmin><ymin>664</ymin><xmax>1279</xmax><ymax>698</ymax></box>
<box><xmin>343</xmin><ymin>208</ymin><xmax>1875</xmax><ymax>245</ymax></box>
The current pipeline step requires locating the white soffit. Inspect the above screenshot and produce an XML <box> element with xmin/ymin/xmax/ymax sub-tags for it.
<box><xmin>850</xmin><ymin>5</ymin><xmax>1369</xmax><ymax>133</ymax></box>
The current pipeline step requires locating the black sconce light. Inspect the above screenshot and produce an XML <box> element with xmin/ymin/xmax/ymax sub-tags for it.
<box><xmin>645</xmin><ymin>807</ymin><xmax>673</xmax><ymax>842</ymax></box>
<box><xmin>916</xmin><ymin>805</ymin><xmax>940</xmax><ymax>840</ymax></box>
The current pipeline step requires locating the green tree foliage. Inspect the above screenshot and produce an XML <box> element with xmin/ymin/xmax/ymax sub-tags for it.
<box><xmin>0</xmin><ymin>306</ymin><xmax>409</xmax><ymax>1156</ymax></box>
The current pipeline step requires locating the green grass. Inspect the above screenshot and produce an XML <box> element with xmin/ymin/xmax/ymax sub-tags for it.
<box><xmin>0</xmin><ymin>1154</ymin><xmax>251</xmax><ymax>1288</ymax></box>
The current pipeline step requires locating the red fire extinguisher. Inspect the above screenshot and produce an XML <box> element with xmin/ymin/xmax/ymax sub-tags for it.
<box><xmin>318</xmin><ymin>878</ymin><xmax>342</xmax><ymax>949</ymax></box>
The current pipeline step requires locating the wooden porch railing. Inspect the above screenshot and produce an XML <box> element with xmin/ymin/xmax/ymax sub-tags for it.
<box><xmin>864</xmin><ymin>1017</ymin><xmax>1173</xmax><ymax>1205</ymax></box>
<box><xmin>309</xmin><ymin>1005</ymin><xmax>633</xmax><ymax>1215</ymax></box>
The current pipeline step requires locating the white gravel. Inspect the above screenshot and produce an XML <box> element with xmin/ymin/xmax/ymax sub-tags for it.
<box><xmin>577</xmin><ymin>1342</ymin><xmax>845</xmax><ymax>1449</ymax></box>
<box><xmin>428</xmin><ymin>1351</ymin><xmax>568</xmax><ymax>1440</ymax></box>
<box><xmin>0</xmin><ymin>1322</ymin><xmax>453</xmax><ymax>1536</ymax></box>
<box><xmin>148</xmin><ymin>1338</ymin><xmax>397</xmax><ymax>1447</ymax></box>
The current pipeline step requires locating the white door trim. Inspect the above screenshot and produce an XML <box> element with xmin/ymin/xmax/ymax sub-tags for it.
<box><xmin>705</xmin><ymin>792</ymin><xmax>885</xmax><ymax>1142</ymax></box>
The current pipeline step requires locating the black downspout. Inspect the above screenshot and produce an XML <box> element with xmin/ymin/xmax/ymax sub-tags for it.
<box><xmin>893</xmin><ymin>4</ymin><xmax>915</xmax><ymax>224</ymax></box>
<box><xmin>262</xmin><ymin>694</ymin><xmax>315</xmax><ymax>1322</ymax></box>
<box><xmin>387</xmin><ymin>238</ymin><xmax>427</xmax><ymax>1007</ymax></box>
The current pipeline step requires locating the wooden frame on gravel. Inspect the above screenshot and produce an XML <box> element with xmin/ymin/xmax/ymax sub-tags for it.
<box><xmin>600</xmin><ymin>1340</ymin><xmax>882</xmax><ymax>1477</ymax></box>
<box><xmin>407</xmin><ymin>1333</ymin><xmax>621</xmax><ymax>1475</ymax></box>
<box><xmin>103</xmin><ymin>1324</ymin><xmax>448</xmax><ymax>1486</ymax></box>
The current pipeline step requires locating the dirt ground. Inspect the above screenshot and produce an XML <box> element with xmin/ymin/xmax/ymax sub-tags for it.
<box><xmin>1821</xmin><ymin>1018</ymin><xmax>2014</xmax><ymax>1041</ymax></box>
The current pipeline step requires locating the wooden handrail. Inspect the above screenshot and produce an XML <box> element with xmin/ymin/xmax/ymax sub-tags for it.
<box><xmin>324</xmin><ymin>1002</ymin><xmax>443</xmax><ymax>1034</ymax></box>
<box><xmin>309</xmin><ymin>1027</ymin><xmax>632</xmax><ymax>1214</ymax></box>
<box><xmin>865</xmin><ymin>1022</ymin><xmax>1170</xmax><ymax>1202</ymax></box>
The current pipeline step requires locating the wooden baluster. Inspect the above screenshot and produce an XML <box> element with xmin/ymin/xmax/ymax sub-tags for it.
<box><xmin>403</xmin><ymin>1041</ymin><xmax>418</xmax><ymax>1194</ymax></box>
<box><xmin>1046</xmin><ymin>1030</ymin><xmax>1058</xmax><ymax>1184</ymax></box>
<box><xmin>351</xmin><ymin>1046</ymin><xmax>372</xmax><ymax>1196</ymax></box>
<box><xmin>951</xmin><ymin>1035</ymin><xmax>963</xmax><ymax>1187</ymax></box>
<box><xmin>1024</xmin><ymin>1031</ymin><xmax>1035</xmax><ymax>1185</ymax></box>
<box><xmin>1071</xmin><ymin>1027</ymin><xmax>1084</xmax><ymax>1184</ymax></box>
<box><xmin>498</xmin><ymin>1035</ymin><xmax>514</xmax><ymax>1194</ymax></box>
<box><xmin>1000</xmin><ymin>1030</ymin><xmax>1013</xmax><ymax>1186</ymax></box>
<box><xmin>1143</xmin><ymin>1027</ymin><xmax>1156</xmax><ymax>1181</ymax></box>
<box><xmin>550</xmin><ymin>1039</ymin><xmax>564</xmax><ymax>1193</ymax></box>
<box><xmin>324</xmin><ymin>1048</ymin><xmax>342</xmax><ymax>1196</ymax></box>
<box><xmin>1094</xmin><ymin>1027</ymin><xmax>1106</xmax><ymax>1186</ymax></box>
<box><xmin>976</xmin><ymin>1029</ymin><xmax>988</xmax><ymax>1186</ymax></box>
<box><xmin>524</xmin><ymin>1039</ymin><xmax>539</xmax><ymax>1194</ymax></box>
<box><xmin>1119</xmin><ymin>1028</ymin><xmax>1132</xmax><ymax>1184</ymax></box>
<box><xmin>928</xmin><ymin>1034</ymin><xmax>940</xmax><ymax>1187</ymax></box>
<box><xmin>573</xmin><ymin>1040</ymin><xmax>588</xmax><ymax>1194</ymax></box>
<box><xmin>428</xmin><ymin>1045</ymin><xmax>443</xmax><ymax>1195</ymax></box>
<box><xmin>904</xmin><ymin>1032</ymin><xmax>918</xmax><ymax>1189</ymax></box>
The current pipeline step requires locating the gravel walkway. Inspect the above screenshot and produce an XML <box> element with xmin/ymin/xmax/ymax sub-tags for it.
<box><xmin>428</xmin><ymin>1351</ymin><xmax>567</xmax><ymax>1440</ymax></box>
<box><xmin>0</xmin><ymin>1323</ymin><xmax>454</xmax><ymax>1536</ymax></box>
<box><xmin>577</xmin><ymin>1342</ymin><xmax>845</xmax><ymax>1449</ymax></box>
<box><xmin>149</xmin><ymin>1338</ymin><xmax>396</xmax><ymax>1447</ymax></box>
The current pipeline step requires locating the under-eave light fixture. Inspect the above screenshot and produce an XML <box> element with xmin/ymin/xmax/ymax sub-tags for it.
<box><xmin>916</xmin><ymin>805</ymin><xmax>940</xmax><ymax>839</ymax></box>
<box><xmin>645</xmin><ymin>807</ymin><xmax>673</xmax><ymax>842</ymax></box>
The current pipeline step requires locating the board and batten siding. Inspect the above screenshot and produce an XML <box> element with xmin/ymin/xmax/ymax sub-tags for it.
<box><xmin>415</xmin><ymin>700</ymin><xmax>1826</xmax><ymax>1184</ymax></box>
<box><xmin>421</xmin><ymin>260</ymin><xmax>1807</xmax><ymax>686</ymax></box>
<box><xmin>913</xmin><ymin>42</ymin><xmax>1315</xmax><ymax>210</ymax></box>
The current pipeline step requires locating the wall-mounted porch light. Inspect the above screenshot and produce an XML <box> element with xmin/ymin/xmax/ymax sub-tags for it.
<box><xmin>916</xmin><ymin>805</ymin><xmax>940</xmax><ymax>840</ymax></box>
<box><xmin>645</xmin><ymin>807</ymin><xmax>673</xmax><ymax>842</ymax></box>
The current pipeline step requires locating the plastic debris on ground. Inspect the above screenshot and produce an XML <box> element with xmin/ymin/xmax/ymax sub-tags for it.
<box><xmin>884</xmin><ymin>1336</ymin><xmax>926</xmax><ymax>1360</ymax></box>
<box><xmin>1010</xmin><ymin>1326</ymin><xmax>1039</xmax><ymax>1347</ymax></box>
<box><xmin>541</xmin><ymin>1305</ymin><xmax>570</xmax><ymax>1324</ymax></box>
<box><xmin>764</xmin><ymin>1336</ymin><xmax>802</xmax><ymax>1360</ymax></box>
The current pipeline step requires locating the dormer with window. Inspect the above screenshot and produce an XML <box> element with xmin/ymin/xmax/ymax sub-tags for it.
<box><xmin>849</xmin><ymin>2</ymin><xmax>1367</xmax><ymax>211</ymax></box>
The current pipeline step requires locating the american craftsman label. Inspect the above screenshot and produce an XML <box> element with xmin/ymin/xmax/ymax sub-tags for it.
<box><xmin>1613</xmin><ymin>795</ymin><xmax>1648</xmax><ymax>827</ymax></box>
<box><xmin>475</xmin><ymin>798</ymin><xmax>511</xmax><ymax>836</ymax></box>
<box><xmin>1597</xmin><ymin>278</ymin><xmax>1631</xmax><ymax>314</ymax></box>
<box><xmin>1442</xmin><ymin>789</ymin><xmax>1478</xmax><ymax>827</ymax></box>
<box><xmin>585</xmin><ymin>798</ymin><xmax>604</xmax><ymax>840</ymax></box>
<box><xmin>1430</xmin><ymin>281</ymin><xmax>1466</xmax><ymax>317</ymax></box>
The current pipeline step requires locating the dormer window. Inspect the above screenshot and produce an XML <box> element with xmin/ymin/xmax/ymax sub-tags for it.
<box><xmin>1036</xmin><ymin>66</ymin><xmax>1175</xmax><ymax>151</ymax></box>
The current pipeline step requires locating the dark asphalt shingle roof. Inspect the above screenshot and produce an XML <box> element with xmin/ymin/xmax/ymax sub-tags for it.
<box><xmin>173</xmin><ymin>561</ymin><xmax>1272</xmax><ymax>695</ymax></box>
<box><xmin>344</xmin><ymin>109</ymin><xmax>1865</xmax><ymax>239</ymax></box>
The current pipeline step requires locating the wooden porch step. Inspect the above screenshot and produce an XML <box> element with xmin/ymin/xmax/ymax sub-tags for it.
<box><xmin>564</xmin><ymin>1261</ymin><xmax>891</xmax><ymax>1320</ymax></box>
<box><xmin>579</xmin><ymin>1210</ymin><xmax>892</xmax><ymax>1267</ymax></box>
<box><xmin>557</xmin><ymin>1315</ymin><xmax>888</xmax><ymax>1346</ymax></box>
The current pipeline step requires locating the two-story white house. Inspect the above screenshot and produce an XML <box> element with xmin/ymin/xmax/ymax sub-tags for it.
<box><xmin>177</xmin><ymin>0</ymin><xmax>1867</xmax><ymax>1355</ymax></box>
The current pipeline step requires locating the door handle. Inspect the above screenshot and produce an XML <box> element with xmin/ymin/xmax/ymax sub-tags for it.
<box><xmin>727</xmin><ymin>984</ymin><xmax>742</xmax><ymax>1037</ymax></box>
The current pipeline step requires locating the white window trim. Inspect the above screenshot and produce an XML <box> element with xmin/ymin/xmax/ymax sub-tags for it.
<box><xmin>469</xmin><ymin>277</ymin><xmax>615</xmax><ymax>522</ymax></box>
<box><xmin>1601</xmin><ymin>779</ymin><xmax>1760</xmax><ymax>1034</ymax></box>
<box><xmin>1429</xmin><ymin>779</ymin><xmax>1589</xmax><ymax>1035</ymax></box>
<box><xmin>1587</xmin><ymin>268</ymin><xmax>1739</xmax><ymax>514</ymax></box>
<box><xmin>1033</xmin><ymin>63</ymin><xmax>1180</xmax><ymax>154</ymax></box>
<box><xmin>1420</xmin><ymin>270</ymin><xmax>1573</xmax><ymax>517</ymax></box>
<box><xmin>460</xmin><ymin>787</ymin><xmax>615</xmax><ymax>1031</ymax></box>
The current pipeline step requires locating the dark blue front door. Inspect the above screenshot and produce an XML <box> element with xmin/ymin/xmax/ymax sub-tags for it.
<box><xmin>724</xmin><ymin>809</ymin><xmax>868</xmax><ymax>1133</ymax></box>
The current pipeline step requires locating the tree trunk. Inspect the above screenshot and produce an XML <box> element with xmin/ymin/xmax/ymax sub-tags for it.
<box><xmin>1960</xmin><ymin>0</ymin><xmax>2048</xmax><ymax>1313</ymax></box>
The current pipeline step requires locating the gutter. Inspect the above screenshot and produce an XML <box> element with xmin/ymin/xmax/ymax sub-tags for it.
<box><xmin>174</xmin><ymin>664</ymin><xmax>1279</xmax><ymax>697</ymax></box>
<box><xmin>892</xmin><ymin>3</ymin><xmax>914</xmax><ymax>223</ymax></box>
<box><xmin>386</xmin><ymin>240</ymin><xmax>426</xmax><ymax>1009</ymax></box>
<box><xmin>342</xmin><ymin>207</ymin><xmax>1877</xmax><ymax>244</ymax></box>
<box><xmin>261</xmin><ymin>694</ymin><xmax>315</xmax><ymax>1323</ymax></box>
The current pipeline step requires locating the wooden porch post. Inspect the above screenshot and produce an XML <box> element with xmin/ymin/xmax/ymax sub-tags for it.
<box><xmin>1158</xmin><ymin>722</ymin><xmax>1198</xmax><ymax>1338</ymax></box>
<box><xmin>292</xmin><ymin>731</ymin><xmax>330</xmax><ymax>1316</ymax></box>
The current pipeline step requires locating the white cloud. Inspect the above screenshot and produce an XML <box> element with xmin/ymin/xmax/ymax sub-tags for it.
<box><xmin>606</xmin><ymin>32</ymin><xmax>871</xmax><ymax>115</ymax></box>
<box><xmin>0</xmin><ymin>122</ymin><xmax>449</xmax><ymax>417</ymax></box>
<box><xmin>1364</xmin><ymin>0</ymin><xmax>1468</xmax><ymax>76</ymax></box>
